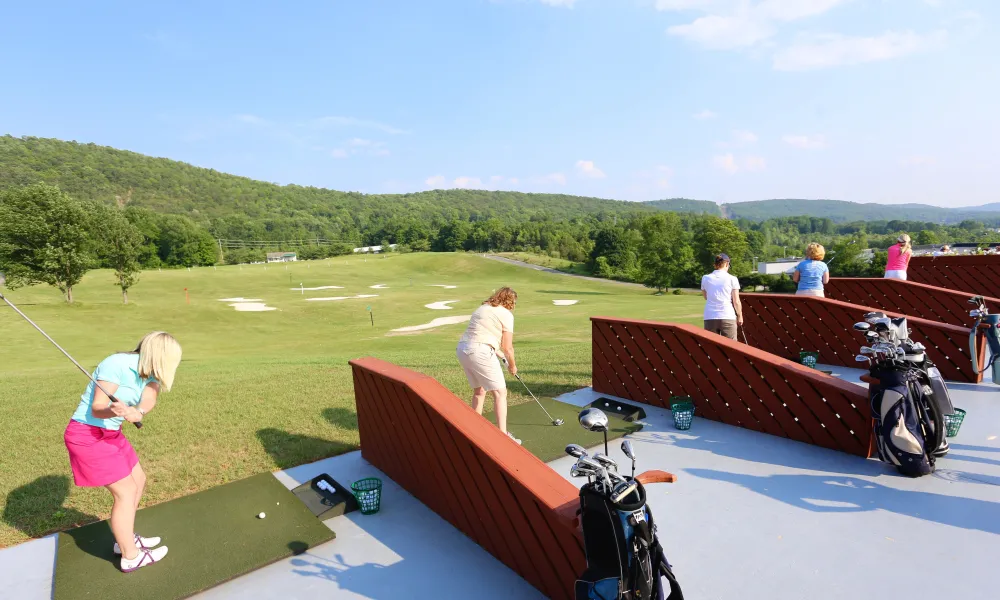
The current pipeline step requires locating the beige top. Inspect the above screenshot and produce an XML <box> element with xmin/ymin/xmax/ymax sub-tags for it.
<box><xmin>459</xmin><ymin>304</ymin><xmax>514</xmax><ymax>350</ymax></box>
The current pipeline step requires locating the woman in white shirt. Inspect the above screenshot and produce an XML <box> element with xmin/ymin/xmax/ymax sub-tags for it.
<box><xmin>456</xmin><ymin>287</ymin><xmax>521</xmax><ymax>444</ymax></box>
<box><xmin>701</xmin><ymin>253</ymin><xmax>743</xmax><ymax>340</ymax></box>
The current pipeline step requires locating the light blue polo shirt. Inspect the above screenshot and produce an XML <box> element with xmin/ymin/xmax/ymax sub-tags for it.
<box><xmin>71</xmin><ymin>353</ymin><xmax>157</xmax><ymax>430</ymax></box>
<box><xmin>795</xmin><ymin>259</ymin><xmax>829</xmax><ymax>291</ymax></box>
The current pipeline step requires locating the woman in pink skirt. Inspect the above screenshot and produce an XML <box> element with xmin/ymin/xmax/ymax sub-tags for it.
<box><xmin>64</xmin><ymin>332</ymin><xmax>182</xmax><ymax>573</ymax></box>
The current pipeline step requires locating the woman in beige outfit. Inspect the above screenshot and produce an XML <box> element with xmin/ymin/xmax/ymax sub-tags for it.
<box><xmin>456</xmin><ymin>287</ymin><xmax>520</xmax><ymax>444</ymax></box>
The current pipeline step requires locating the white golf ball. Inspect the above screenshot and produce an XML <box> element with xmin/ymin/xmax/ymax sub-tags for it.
<box><xmin>258</xmin><ymin>512</ymin><xmax>266</xmax><ymax>519</ymax></box>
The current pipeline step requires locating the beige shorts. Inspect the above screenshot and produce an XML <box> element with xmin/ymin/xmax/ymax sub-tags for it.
<box><xmin>456</xmin><ymin>342</ymin><xmax>506</xmax><ymax>392</ymax></box>
<box><xmin>704</xmin><ymin>319</ymin><xmax>737</xmax><ymax>339</ymax></box>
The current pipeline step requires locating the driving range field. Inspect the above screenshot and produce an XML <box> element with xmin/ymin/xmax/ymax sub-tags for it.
<box><xmin>0</xmin><ymin>252</ymin><xmax>704</xmax><ymax>548</ymax></box>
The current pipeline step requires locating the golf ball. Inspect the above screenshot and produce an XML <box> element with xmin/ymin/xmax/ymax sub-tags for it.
<box><xmin>258</xmin><ymin>512</ymin><xmax>266</xmax><ymax>519</ymax></box>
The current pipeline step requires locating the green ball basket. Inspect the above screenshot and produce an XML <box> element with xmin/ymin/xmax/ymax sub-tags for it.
<box><xmin>351</xmin><ymin>477</ymin><xmax>383</xmax><ymax>515</ymax></box>
<box><xmin>944</xmin><ymin>408</ymin><xmax>966</xmax><ymax>438</ymax></box>
<box><xmin>800</xmin><ymin>351</ymin><xmax>820</xmax><ymax>369</ymax></box>
<box><xmin>670</xmin><ymin>397</ymin><xmax>695</xmax><ymax>431</ymax></box>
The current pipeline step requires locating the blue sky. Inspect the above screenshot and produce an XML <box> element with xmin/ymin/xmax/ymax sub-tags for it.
<box><xmin>1</xmin><ymin>0</ymin><xmax>996</xmax><ymax>206</ymax></box>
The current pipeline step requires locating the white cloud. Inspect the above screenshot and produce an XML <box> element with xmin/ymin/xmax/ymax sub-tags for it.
<box><xmin>539</xmin><ymin>0</ymin><xmax>577</xmax><ymax>6</ymax></box>
<box><xmin>509</xmin><ymin>177</ymin><xmax>520</xmax><ymax>185</ymax></box>
<box><xmin>234</xmin><ymin>114</ymin><xmax>266</xmax><ymax>125</ymax></box>
<box><xmin>713</xmin><ymin>153</ymin><xmax>766</xmax><ymax>174</ymax></box>
<box><xmin>453</xmin><ymin>176</ymin><xmax>483</xmax><ymax>189</ymax></box>
<box><xmin>756</xmin><ymin>0</ymin><xmax>853</xmax><ymax>22</ymax></box>
<box><xmin>714</xmin><ymin>153</ymin><xmax>740</xmax><ymax>174</ymax></box>
<box><xmin>490</xmin><ymin>175</ymin><xmax>504</xmax><ymax>184</ymax></box>
<box><xmin>311</xmin><ymin>116</ymin><xmax>408</xmax><ymax>135</ymax></box>
<box><xmin>668</xmin><ymin>15</ymin><xmax>776</xmax><ymax>50</ymax></box>
<box><xmin>656</xmin><ymin>0</ymin><xmax>714</xmax><ymax>9</ymax></box>
<box><xmin>693</xmin><ymin>109</ymin><xmax>717</xmax><ymax>120</ymax></box>
<box><xmin>575</xmin><ymin>160</ymin><xmax>607</xmax><ymax>179</ymax></box>
<box><xmin>331</xmin><ymin>149</ymin><xmax>349</xmax><ymax>159</ymax></box>
<box><xmin>783</xmin><ymin>134</ymin><xmax>827</xmax><ymax>149</ymax></box>
<box><xmin>425</xmin><ymin>175</ymin><xmax>447</xmax><ymax>188</ymax></box>
<box><xmin>717</xmin><ymin>129</ymin><xmax>758</xmax><ymax>148</ymax></box>
<box><xmin>773</xmin><ymin>30</ymin><xmax>947</xmax><ymax>71</ymax></box>
<box><xmin>654</xmin><ymin>165</ymin><xmax>674</xmax><ymax>189</ymax></box>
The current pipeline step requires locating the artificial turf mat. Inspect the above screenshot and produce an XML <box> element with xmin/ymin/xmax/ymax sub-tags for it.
<box><xmin>487</xmin><ymin>396</ymin><xmax>643</xmax><ymax>462</ymax></box>
<box><xmin>53</xmin><ymin>472</ymin><xmax>335</xmax><ymax>600</ymax></box>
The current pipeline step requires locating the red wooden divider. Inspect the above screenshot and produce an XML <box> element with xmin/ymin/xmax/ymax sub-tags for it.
<box><xmin>907</xmin><ymin>255</ymin><xmax>1000</xmax><ymax>298</ymax></box>
<box><xmin>591</xmin><ymin>317</ymin><xmax>873</xmax><ymax>458</ymax></box>
<box><xmin>740</xmin><ymin>294</ymin><xmax>985</xmax><ymax>383</ymax></box>
<box><xmin>825</xmin><ymin>277</ymin><xmax>1000</xmax><ymax>327</ymax></box>
<box><xmin>350</xmin><ymin>357</ymin><xmax>585</xmax><ymax>600</ymax></box>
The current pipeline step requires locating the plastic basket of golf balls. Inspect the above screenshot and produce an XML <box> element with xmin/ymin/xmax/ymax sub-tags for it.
<box><xmin>799</xmin><ymin>351</ymin><xmax>820</xmax><ymax>369</ymax></box>
<box><xmin>350</xmin><ymin>477</ymin><xmax>383</xmax><ymax>515</ymax></box>
<box><xmin>944</xmin><ymin>408</ymin><xmax>966</xmax><ymax>438</ymax></box>
<box><xmin>669</xmin><ymin>397</ymin><xmax>695</xmax><ymax>431</ymax></box>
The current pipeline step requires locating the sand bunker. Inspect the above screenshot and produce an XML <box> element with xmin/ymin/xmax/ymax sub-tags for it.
<box><xmin>291</xmin><ymin>286</ymin><xmax>343</xmax><ymax>291</ymax></box>
<box><xmin>229</xmin><ymin>302</ymin><xmax>276</xmax><ymax>312</ymax></box>
<box><xmin>218</xmin><ymin>297</ymin><xmax>263</xmax><ymax>302</ymax></box>
<box><xmin>306</xmin><ymin>294</ymin><xmax>379</xmax><ymax>302</ymax></box>
<box><xmin>552</xmin><ymin>300</ymin><xmax>579</xmax><ymax>306</ymax></box>
<box><xmin>370</xmin><ymin>284</ymin><xmax>389</xmax><ymax>289</ymax></box>
<box><xmin>425</xmin><ymin>301</ymin><xmax>459</xmax><ymax>310</ymax></box>
<box><xmin>390</xmin><ymin>315</ymin><xmax>471</xmax><ymax>333</ymax></box>
<box><xmin>429</xmin><ymin>284</ymin><xmax>458</xmax><ymax>289</ymax></box>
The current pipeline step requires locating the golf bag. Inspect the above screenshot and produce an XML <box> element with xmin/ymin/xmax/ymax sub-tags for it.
<box><xmin>869</xmin><ymin>367</ymin><xmax>944</xmax><ymax>477</ymax></box>
<box><xmin>574</xmin><ymin>480</ymin><xmax>683</xmax><ymax>600</ymax></box>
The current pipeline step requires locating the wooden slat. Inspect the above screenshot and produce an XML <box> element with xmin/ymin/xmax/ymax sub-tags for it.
<box><xmin>592</xmin><ymin>317</ymin><xmax>873</xmax><ymax>458</ymax></box>
<box><xmin>349</xmin><ymin>357</ymin><xmax>586</xmax><ymax>600</ymax></box>
<box><xmin>740</xmin><ymin>294</ymin><xmax>983</xmax><ymax>383</ymax></box>
<box><xmin>908</xmin><ymin>255</ymin><xmax>1000</xmax><ymax>298</ymax></box>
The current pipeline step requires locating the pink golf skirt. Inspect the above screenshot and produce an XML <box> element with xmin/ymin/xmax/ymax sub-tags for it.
<box><xmin>64</xmin><ymin>420</ymin><xmax>139</xmax><ymax>487</ymax></box>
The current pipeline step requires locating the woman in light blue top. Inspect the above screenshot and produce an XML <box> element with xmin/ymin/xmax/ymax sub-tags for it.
<box><xmin>793</xmin><ymin>243</ymin><xmax>830</xmax><ymax>297</ymax></box>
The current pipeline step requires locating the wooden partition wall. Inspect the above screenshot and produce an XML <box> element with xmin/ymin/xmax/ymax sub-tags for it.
<box><xmin>591</xmin><ymin>317</ymin><xmax>873</xmax><ymax>457</ymax></box>
<box><xmin>825</xmin><ymin>277</ymin><xmax>1000</xmax><ymax>328</ymax></box>
<box><xmin>350</xmin><ymin>357</ymin><xmax>585</xmax><ymax>600</ymax></box>
<box><xmin>740</xmin><ymin>294</ymin><xmax>985</xmax><ymax>383</ymax></box>
<box><xmin>908</xmin><ymin>255</ymin><xmax>1000</xmax><ymax>298</ymax></box>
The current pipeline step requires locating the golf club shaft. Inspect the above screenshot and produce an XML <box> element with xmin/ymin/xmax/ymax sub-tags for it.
<box><xmin>0</xmin><ymin>292</ymin><xmax>142</xmax><ymax>429</ymax></box>
<box><xmin>514</xmin><ymin>373</ymin><xmax>560</xmax><ymax>421</ymax></box>
<box><xmin>740</xmin><ymin>325</ymin><xmax>749</xmax><ymax>345</ymax></box>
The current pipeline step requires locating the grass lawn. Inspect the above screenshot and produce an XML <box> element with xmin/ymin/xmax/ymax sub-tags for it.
<box><xmin>495</xmin><ymin>251</ymin><xmax>591</xmax><ymax>275</ymax></box>
<box><xmin>0</xmin><ymin>252</ymin><xmax>704</xmax><ymax>548</ymax></box>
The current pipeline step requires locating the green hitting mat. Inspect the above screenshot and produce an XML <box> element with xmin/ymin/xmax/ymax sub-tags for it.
<box><xmin>54</xmin><ymin>473</ymin><xmax>335</xmax><ymax>600</ymax></box>
<box><xmin>487</xmin><ymin>396</ymin><xmax>643</xmax><ymax>462</ymax></box>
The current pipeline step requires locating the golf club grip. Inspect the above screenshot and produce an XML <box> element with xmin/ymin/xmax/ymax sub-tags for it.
<box><xmin>107</xmin><ymin>392</ymin><xmax>143</xmax><ymax>429</ymax></box>
<box><xmin>635</xmin><ymin>469</ymin><xmax>677</xmax><ymax>484</ymax></box>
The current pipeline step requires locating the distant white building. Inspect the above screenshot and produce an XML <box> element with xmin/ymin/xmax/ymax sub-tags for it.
<box><xmin>353</xmin><ymin>244</ymin><xmax>398</xmax><ymax>254</ymax></box>
<box><xmin>755</xmin><ymin>259</ymin><xmax>799</xmax><ymax>275</ymax></box>
<box><xmin>266</xmin><ymin>252</ymin><xmax>298</xmax><ymax>263</ymax></box>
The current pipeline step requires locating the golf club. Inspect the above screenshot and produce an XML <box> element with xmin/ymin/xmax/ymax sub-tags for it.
<box><xmin>621</xmin><ymin>440</ymin><xmax>636</xmax><ymax>479</ymax></box>
<box><xmin>499</xmin><ymin>355</ymin><xmax>564</xmax><ymax>426</ymax></box>
<box><xmin>579</xmin><ymin>408</ymin><xmax>610</xmax><ymax>455</ymax></box>
<box><xmin>0</xmin><ymin>291</ymin><xmax>142</xmax><ymax>429</ymax></box>
<box><xmin>577</xmin><ymin>457</ymin><xmax>611</xmax><ymax>493</ymax></box>
<box><xmin>740</xmin><ymin>325</ymin><xmax>749</xmax><ymax>345</ymax></box>
<box><xmin>565</xmin><ymin>444</ymin><xmax>587</xmax><ymax>459</ymax></box>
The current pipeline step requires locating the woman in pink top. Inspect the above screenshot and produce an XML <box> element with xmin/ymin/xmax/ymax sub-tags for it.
<box><xmin>885</xmin><ymin>234</ymin><xmax>913</xmax><ymax>280</ymax></box>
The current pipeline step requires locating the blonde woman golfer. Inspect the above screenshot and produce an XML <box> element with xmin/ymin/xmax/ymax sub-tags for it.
<box><xmin>885</xmin><ymin>234</ymin><xmax>913</xmax><ymax>280</ymax></box>
<box><xmin>456</xmin><ymin>287</ymin><xmax>521</xmax><ymax>445</ymax></box>
<box><xmin>63</xmin><ymin>332</ymin><xmax>182</xmax><ymax>573</ymax></box>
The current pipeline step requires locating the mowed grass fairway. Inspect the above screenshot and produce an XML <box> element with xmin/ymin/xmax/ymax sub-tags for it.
<box><xmin>0</xmin><ymin>252</ymin><xmax>704</xmax><ymax>547</ymax></box>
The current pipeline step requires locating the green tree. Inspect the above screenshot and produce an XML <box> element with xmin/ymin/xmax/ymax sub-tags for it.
<box><xmin>94</xmin><ymin>202</ymin><xmax>144</xmax><ymax>304</ymax></box>
<box><xmin>916</xmin><ymin>230</ymin><xmax>939</xmax><ymax>245</ymax></box>
<box><xmin>637</xmin><ymin>214</ymin><xmax>693</xmax><ymax>291</ymax></box>
<box><xmin>693</xmin><ymin>216</ymin><xmax>751</xmax><ymax>276</ymax></box>
<box><xmin>0</xmin><ymin>184</ymin><xmax>95</xmax><ymax>303</ymax></box>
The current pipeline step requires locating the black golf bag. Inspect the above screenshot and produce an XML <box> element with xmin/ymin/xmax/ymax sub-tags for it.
<box><xmin>869</xmin><ymin>367</ymin><xmax>944</xmax><ymax>477</ymax></box>
<box><xmin>574</xmin><ymin>479</ymin><xmax>683</xmax><ymax>600</ymax></box>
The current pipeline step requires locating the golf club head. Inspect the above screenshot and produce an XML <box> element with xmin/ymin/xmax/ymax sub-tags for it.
<box><xmin>578</xmin><ymin>408</ymin><xmax>609</xmax><ymax>433</ymax></box>
<box><xmin>593</xmin><ymin>453</ymin><xmax>618</xmax><ymax>472</ymax></box>
<box><xmin>565</xmin><ymin>444</ymin><xmax>587</xmax><ymax>459</ymax></box>
<box><xmin>864</xmin><ymin>311</ymin><xmax>887</xmax><ymax>321</ymax></box>
<box><xmin>855</xmin><ymin>355</ymin><xmax>872</xmax><ymax>364</ymax></box>
<box><xmin>860</xmin><ymin>346</ymin><xmax>874</xmax><ymax>355</ymax></box>
<box><xmin>971</xmin><ymin>309</ymin><xmax>982</xmax><ymax>318</ymax></box>
<box><xmin>853</xmin><ymin>322</ymin><xmax>871</xmax><ymax>332</ymax></box>
<box><xmin>569</xmin><ymin>466</ymin><xmax>588</xmax><ymax>478</ymax></box>
<box><xmin>621</xmin><ymin>440</ymin><xmax>635</xmax><ymax>461</ymax></box>
<box><xmin>865</xmin><ymin>331</ymin><xmax>879</xmax><ymax>340</ymax></box>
